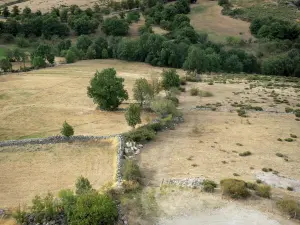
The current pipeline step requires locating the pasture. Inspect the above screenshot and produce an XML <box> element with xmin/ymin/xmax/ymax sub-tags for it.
<box><xmin>0</xmin><ymin>60</ymin><xmax>164</xmax><ymax>141</ymax></box>
<box><xmin>0</xmin><ymin>138</ymin><xmax>117</xmax><ymax>208</ymax></box>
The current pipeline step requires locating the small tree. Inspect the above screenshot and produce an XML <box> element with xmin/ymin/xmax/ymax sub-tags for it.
<box><xmin>87</xmin><ymin>68</ymin><xmax>128</xmax><ymax>110</ymax></box>
<box><xmin>31</xmin><ymin>56</ymin><xmax>46</xmax><ymax>69</ymax></box>
<box><xmin>161</xmin><ymin>69</ymin><xmax>180</xmax><ymax>90</ymax></box>
<box><xmin>75</xmin><ymin>176</ymin><xmax>92</xmax><ymax>195</ymax></box>
<box><xmin>0</xmin><ymin>58</ymin><xmax>12</xmax><ymax>72</ymax></box>
<box><xmin>61</xmin><ymin>121</ymin><xmax>74</xmax><ymax>137</ymax></box>
<box><xmin>125</xmin><ymin>104</ymin><xmax>142</xmax><ymax>128</ymax></box>
<box><xmin>133</xmin><ymin>78</ymin><xmax>154</xmax><ymax>107</ymax></box>
<box><xmin>65</xmin><ymin>50</ymin><xmax>77</xmax><ymax>63</ymax></box>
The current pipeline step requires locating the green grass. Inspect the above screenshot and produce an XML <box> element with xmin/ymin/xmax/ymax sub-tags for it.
<box><xmin>191</xmin><ymin>5</ymin><xmax>209</xmax><ymax>14</ymax></box>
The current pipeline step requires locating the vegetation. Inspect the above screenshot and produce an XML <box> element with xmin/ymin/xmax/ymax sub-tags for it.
<box><xmin>61</xmin><ymin>121</ymin><xmax>74</xmax><ymax>137</ymax></box>
<box><xmin>75</xmin><ymin>176</ymin><xmax>93</xmax><ymax>195</ymax></box>
<box><xmin>239</xmin><ymin>151</ymin><xmax>252</xmax><ymax>156</ymax></box>
<box><xmin>276</xmin><ymin>199</ymin><xmax>300</xmax><ymax>220</ymax></box>
<box><xmin>202</xmin><ymin>179</ymin><xmax>217</xmax><ymax>193</ymax></box>
<box><xmin>161</xmin><ymin>69</ymin><xmax>180</xmax><ymax>90</ymax></box>
<box><xmin>123</xmin><ymin>159</ymin><xmax>142</xmax><ymax>183</ymax></box>
<box><xmin>87</xmin><ymin>68</ymin><xmax>128</xmax><ymax>110</ymax></box>
<box><xmin>220</xmin><ymin>179</ymin><xmax>250</xmax><ymax>199</ymax></box>
<box><xmin>133</xmin><ymin>78</ymin><xmax>155</xmax><ymax>107</ymax></box>
<box><xmin>255</xmin><ymin>184</ymin><xmax>271</xmax><ymax>198</ymax></box>
<box><xmin>125</xmin><ymin>104</ymin><xmax>142</xmax><ymax>128</ymax></box>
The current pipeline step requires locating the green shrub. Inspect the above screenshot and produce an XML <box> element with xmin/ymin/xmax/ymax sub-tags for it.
<box><xmin>290</xmin><ymin>134</ymin><xmax>297</xmax><ymax>138</ymax></box>
<box><xmin>218</xmin><ymin>0</ymin><xmax>230</xmax><ymax>6</ymax></box>
<box><xmin>285</xmin><ymin>107</ymin><xmax>294</xmax><ymax>113</ymax></box>
<box><xmin>277</xmin><ymin>138</ymin><xmax>283</xmax><ymax>141</ymax></box>
<box><xmin>202</xmin><ymin>179</ymin><xmax>217</xmax><ymax>193</ymax></box>
<box><xmin>287</xmin><ymin>186</ymin><xmax>294</xmax><ymax>191</ymax></box>
<box><xmin>220</xmin><ymin>179</ymin><xmax>250</xmax><ymax>199</ymax></box>
<box><xmin>150</xmin><ymin>97</ymin><xmax>179</xmax><ymax>117</ymax></box>
<box><xmin>125</xmin><ymin>104</ymin><xmax>141</xmax><ymax>128</ymax></box>
<box><xmin>276</xmin><ymin>199</ymin><xmax>300</xmax><ymax>220</ymax></box>
<box><xmin>256</xmin><ymin>179</ymin><xmax>262</xmax><ymax>184</ymax></box>
<box><xmin>276</xmin><ymin>153</ymin><xmax>284</xmax><ymax>157</ymax></box>
<box><xmin>123</xmin><ymin>159</ymin><xmax>142</xmax><ymax>183</ymax></box>
<box><xmin>237</xmin><ymin>108</ymin><xmax>247</xmax><ymax>117</ymax></box>
<box><xmin>239</xmin><ymin>151</ymin><xmax>252</xmax><ymax>156</ymax></box>
<box><xmin>61</xmin><ymin>121</ymin><xmax>74</xmax><ymax>137</ymax></box>
<box><xmin>161</xmin><ymin>69</ymin><xmax>180</xmax><ymax>90</ymax></box>
<box><xmin>75</xmin><ymin>176</ymin><xmax>93</xmax><ymax>195</ymax></box>
<box><xmin>285</xmin><ymin>138</ymin><xmax>294</xmax><ymax>142</ymax></box>
<box><xmin>296</xmin><ymin>111</ymin><xmax>300</xmax><ymax>118</ymax></box>
<box><xmin>190</xmin><ymin>87</ymin><xmax>199</xmax><ymax>96</ymax></box>
<box><xmin>255</xmin><ymin>184</ymin><xmax>271</xmax><ymax>198</ymax></box>
<box><xmin>124</xmin><ymin>127</ymin><xmax>156</xmax><ymax>142</ymax></box>
<box><xmin>262</xmin><ymin>167</ymin><xmax>273</xmax><ymax>172</ymax></box>
<box><xmin>246</xmin><ymin>182</ymin><xmax>258</xmax><ymax>190</ymax></box>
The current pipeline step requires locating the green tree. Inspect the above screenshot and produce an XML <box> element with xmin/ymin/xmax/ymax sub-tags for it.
<box><xmin>133</xmin><ymin>78</ymin><xmax>154</xmax><ymax>107</ymax></box>
<box><xmin>65</xmin><ymin>50</ymin><xmax>77</xmax><ymax>63</ymax></box>
<box><xmin>101</xmin><ymin>49</ymin><xmax>109</xmax><ymax>58</ymax></box>
<box><xmin>31</xmin><ymin>56</ymin><xmax>46</xmax><ymax>69</ymax></box>
<box><xmin>23</xmin><ymin>6</ymin><xmax>32</xmax><ymax>16</ymax></box>
<box><xmin>161</xmin><ymin>69</ymin><xmax>180</xmax><ymax>90</ymax></box>
<box><xmin>223</xmin><ymin>55</ymin><xmax>243</xmax><ymax>73</ymax></box>
<box><xmin>75</xmin><ymin>176</ymin><xmax>92</xmax><ymax>195</ymax></box>
<box><xmin>60</xmin><ymin>121</ymin><xmax>74</xmax><ymax>137</ymax></box>
<box><xmin>125</xmin><ymin>104</ymin><xmax>142</xmax><ymax>128</ymax></box>
<box><xmin>3</xmin><ymin>7</ymin><xmax>10</xmax><ymax>18</ymax></box>
<box><xmin>76</xmin><ymin>35</ymin><xmax>92</xmax><ymax>52</ymax></box>
<box><xmin>102</xmin><ymin>17</ymin><xmax>129</xmax><ymax>36</ymax></box>
<box><xmin>12</xmin><ymin>5</ymin><xmax>20</xmax><ymax>17</ymax></box>
<box><xmin>87</xmin><ymin>68</ymin><xmax>128</xmax><ymax>110</ymax></box>
<box><xmin>183</xmin><ymin>46</ymin><xmax>208</xmax><ymax>73</ymax></box>
<box><xmin>150</xmin><ymin>97</ymin><xmax>178</xmax><ymax>117</ymax></box>
<box><xmin>86</xmin><ymin>45</ymin><xmax>96</xmax><ymax>59</ymax></box>
<box><xmin>0</xmin><ymin>58</ymin><xmax>12</xmax><ymax>72</ymax></box>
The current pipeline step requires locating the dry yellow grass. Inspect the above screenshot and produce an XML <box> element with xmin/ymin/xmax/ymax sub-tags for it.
<box><xmin>190</xmin><ymin>1</ymin><xmax>253</xmax><ymax>42</ymax></box>
<box><xmin>139</xmin><ymin>79</ymin><xmax>300</xmax><ymax>189</ymax></box>
<box><xmin>0</xmin><ymin>59</ymin><xmax>167</xmax><ymax>141</ymax></box>
<box><xmin>0</xmin><ymin>138</ymin><xmax>117</xmax><ymax>207</ymax></box>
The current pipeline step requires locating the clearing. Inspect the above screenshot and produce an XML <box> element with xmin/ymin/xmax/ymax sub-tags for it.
<box><xmin>0</xmin><ymin>59</ymin><xmax>165</xmax><ymax>141</ymax></box>
<box><xmin>0</xmin><ymin>138</ymin><xmax>117</xmax><ymax>208</ymax></box>
<box><xmin>189</xmin><ymin>1</ymin><xmax>253</xmax><ymax>42</ymax></box>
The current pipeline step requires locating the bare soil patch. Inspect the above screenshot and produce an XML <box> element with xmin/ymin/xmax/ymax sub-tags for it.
<box><xmin>0</xmin><ymin>138</ymin><xmax>117</xmax><ymax>208</ymax></box>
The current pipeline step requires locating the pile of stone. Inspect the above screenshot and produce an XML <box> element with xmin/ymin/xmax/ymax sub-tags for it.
<box><xmin>124</xmin><ymin>141</ymin><xmax>143</xmax><ymax>156</ymax></box>
<box><xmin>162</xmin><ymin>177</ymin><xmax>205</xmax><ymax>189</ymax></box>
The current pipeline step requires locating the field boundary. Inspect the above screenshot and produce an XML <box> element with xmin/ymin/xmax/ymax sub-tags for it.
<box><xmin>0</xmin><ymin>135</ymin><xmax>125</xmax><ymax>186</ymax></box>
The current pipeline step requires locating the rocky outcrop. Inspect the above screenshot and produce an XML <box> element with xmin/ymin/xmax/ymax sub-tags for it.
<box><xmin>162</xmin><ymin>177</ymin><xmax>205</xmax><ymax>188</ymax></box>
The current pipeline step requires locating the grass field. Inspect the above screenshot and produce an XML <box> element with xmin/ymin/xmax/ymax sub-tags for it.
<box><xmin>139</xmin><ymin>76</ymin><xmax>300</xmax><ymax>194</ymax></box>
<box><xmin>0</xmin><ymin>59</ymin><xmax>167</xmax><ymax>141</ymax></box>
<box><xmin>189</xmin><ymin>1</ymin><xmax>253</xmax><ymax>43</ymax></box>
<box><xmin>0</xmin><ymin>138</ymin><xmax>117</xmax><ymax>208</ymax></box>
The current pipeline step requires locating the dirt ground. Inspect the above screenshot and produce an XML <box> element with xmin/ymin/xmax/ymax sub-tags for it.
<box><xmin>139</xmin><ymin>78</ymin><xmax>300</xmax><ymax>192</ymax></box>
<box><xmin>189</xmin><ymin>1</ymin><xmax>253</xmax><ymax>42</ymax></box>
<box><xmin>0</xmin><ymin>138</ymin><xmax>117</xmax><ymax>208</ymax></box>
<box><xmin>0</xmin><ymin>60</ymin><xmax>167</xmax><ymax>140</ymax></box>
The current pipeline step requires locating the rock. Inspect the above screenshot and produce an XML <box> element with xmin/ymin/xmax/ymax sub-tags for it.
<box><xmin>135</xmin><ymin>149</ymin><xmax>140</xmax><ymax>155</ymax></box>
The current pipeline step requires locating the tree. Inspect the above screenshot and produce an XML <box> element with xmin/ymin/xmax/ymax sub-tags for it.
<box><xmin>12</xmin><ymin>6</ymin><xmax>20</xmax><ymax>17</ymax></box>
<box><xmin>223</xmin><ymin>55</ymin><xmax>243</xmax><ymax>73</ymax></box>
<box><xmin>87</xmin><ymin>68</ymin><xmax>128</xmax><ymax>110</ymax></box>
<box><xmin>161</xmin><ymin>69</ymin><xmax>180</xmax><ymax>90</ymax></box>
<box><xmin>183</xmin><ymin>46</ymin><xmax>208</xmax><ymax>73</ymax></box>
<box><xmin>76</xmin><ymin>35</ymin><xmax>92</xmax><ymax>52</ymax></box>
<box><xmin>22</xmin><ymin>6</ymin><xmax>32</xmax><ymax>16</ymax></box>
<box><xmin>65</xmin><ymin>49</ymin><xmax>77</xmax><ymax>63</ymax></box>
<box><xmin>75</xmin><ymin>176</ymin><xmax>92</xmax><ymax>195</ymax></box>
<box><xmin>0</xmin><ymin>58</ymin><xmax>12</xmax><ymax>72</ymax></box>
<box><xmin>3</xmin><ymin>7</ymin><xmax>10</xmax><ymax>18</ymax></box>
<box><xmin>150</xmin><ymin>97</ymin><xmax>179</xmax><ymax>117</ymax></box>
<box><xmin>133</xmin><ymin>78</ymin><xmax>154</xmax><ymax>107</ymax></box>
<box><xmin>102</xmin><ymin>17</ymin><xmax>129</xmax><ymax>36</ymax></box>
<box><xmin>101</xmin><ymin>49</ymin><xmax>108</xmax><ymax>58</ymax></box>
<box><xmin>31</xmin><ymin>56</ymin><xmax>46</xmax><ymax>69</ymax></box>
<box><xmin>61</xmin><ymin>121</ymin><xmax>74</xmax><ymax>137</ymax></box>
<box><xmin>125</xmin><ymin>104</ymin><xmax>142</xmax><ymax>128</ymax></box>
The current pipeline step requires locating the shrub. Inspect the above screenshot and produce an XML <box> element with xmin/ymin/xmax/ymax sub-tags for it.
<box><xmin>285</xmin><ymin>138</ymin><xmax>294</xmax><ymax>142</ymax></box>
<box><xmin>296</xmin><ymin>111</ymin><xmax>300</xmax><ymax>118</ymax></box>
<box><xmin>218</xmin><ymin>0</ymin><xmax>230</xmax><ymax>6</ymax></box>
<box><xmin>61</xmin><ymin>121</ymin><xmax>74</xmax><ymax>137</ymax></box>
<box><xmin>246</xmin><ymin>182</ymin><xmax>258</xmax><ymax>190</ymax></box>
<box><xmin>124</xmin><ymin>127</ymin><xmax>156</xmax><ymax>142</ymax></box>
<box><xmin>256</xmin><ymin>179</ymin><xmax>262</xmax><ymax>184</ymax></box>
<box><xmin>276</xmin><ymin>153</ymin><xmax>284</xmax><ymax>157</ymax></box>
<box><xmin>161</xmin><ymin>69</ymin><xmax>180</xmax><ymax>90</ymax></box>
<box><xmin>202</xmin><ymin>179</ymin><xmax>217</xmax><ymax>193</ymax></box>
<box><xmin>190</xmin><ymin>87</ymin><xmax>199</xmax><ymax>96</ymax></box>
<box><xmin>75</xmin><ymin>176</ymin><xmax>93</xmax><ymax>195</ymax></box>
<box><xmin>220</xmin><ymin>179</ymin><xmax>250</xmax><ymax>199</ymax></box>
<box><xmin>0</xmin><ymin>58</ymin><xmax>12</xmax><ymax>72</ymax></box>
<box><xmin>255</xmin><ymin>184</ymin><xmax>271</xmax><ymax>198</ymax></box>
<box><xmin>277</xmin><ymin>138</ymin><xmax>283</xmax><ymax>141</ymax></box>
<box><xmin>65</xmin><ymin>50</ymin><xmax>77</xmax><ymax>64</ymax></box>
<box><xmin>287</xmin><ymin>186</ymin><xmax>294</xmax><ymax>191</ymax></box>
<box><xmin>276</xmin><ymin>199</ymin><xmax>300</xmax><ymax>220</ymax></box>
<box><xmin>237</xmin><ymin>108</ymin><xmax>247</xmax><ymax>117</ymax></box>
<box><xmin>290</xmin><ymin>134</ymin><xmax>297</xmax><ymax>138</ymax></box>
<box><xmin>123</xmin><ymin>159</ymin><xmax>142</xmax><ymax>183</ymax></box>
<box><xmin>285</xmin><ymin>107</ymin><xmax>294</xmax><ymax>113</ymax></box>
<box><xmin>122</xmin><ymin>180</ymin><xmax>140</xmax><ymax>193</ymax></box>
<box><xmin>199</xmin><ymin>90</ymin><xmax>213</xmax><ymax>97</ymax></box>
<box><xmin>150</xmin><ymin>97</ymin><xmax>179</xmax><ymax>117</ymax></box>
<box><xmin>125</xmin><ymin>104</ymin><xmax>141</xmax><ymax>128</ymax></box>
<box><xmin>239</xmin><ymin>151</ymin><xmax>252</xmax><ymax>156</ymax></box>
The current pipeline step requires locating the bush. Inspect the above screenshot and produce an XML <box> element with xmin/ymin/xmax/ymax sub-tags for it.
<box><xmin>220</xmin><ymin>179</ymin><xmax>250</xmax><ymax>199</ymax></box>
<box><xmin>290</xmin><ymin>134</ymin><xmax>297</xmax><ymax>138</ymax></box>
<box><xmin>285</xmin><ymin>107</ymin><xmax>294</xmax><ymax>113</ymax></box>
<box><xmin>124</xmin><ymin>127</ymin><xmax>156</xmax><ymax>142</ymax></box>
<box><xmin>237</xmin><ymin>108</ymin><xmax>247</xmax><ymax>117</ymax></box>
<box><xmin>276</xmin><ymin>153</ymin><xmax>284</xmax><ymax>157</ymax></box>
<box><xmin>150</xmin><ymin>97</ymin><xmax>179</xmax><ymax>117</ymax></box>
<box><xmin>102</xmin><ymin>17</ymin><xmax>129</xmax><ymax>36</ymax></box>
<box><xmin>125</xmin><ymin>104</ymin><xmax>141</xmax><ymax>128</ymax></box>
<box><xmin>65</xmin><ymin>50</ymin><xmax>77</xmax><ymax>63</ymax></box>
<box><xmin>276</xmin><ymin>199</ymin><xmax>300</xmax><ymax>220</ymax></box>
<box><xmin>16</xmin><ymin>37</ymin><xmax>30</xmax><ymax>48</ymax></box>
<box><xmin>285</xmin><ymin>138</ymin><xmax>294</xmax><ymax>142</ymax></box>
<box><xmin>296</xmin><ymin>111</ymin><xmax>300</xmax><ymax>118</ymax></box>
<box><xmin>246</xmin><ymin>182</ymin><xmax>257</xmax><ymax>190</ymax></box>
<box><xmin>239</xmin><ymin>151</ymin><xmax>252</xmax><ymax>156</ymax></box>
<box><xmin>218</xmin><ymin>0</ymin><xmax>230</xmax><ymax>6</ymax></box>
<box><xmin>190</xmin><ymin>87</ymin><xmax>199</xmax><ymax>96</ymax></box>
<box><xmin>123</xmin><ymin>159</ymin><xmax>142</xmax><ymax>183</ymax></box>
<box><xmin>61</xmin><ymin>121</ymin><xmax>74</xmax><ymax>137</ymax></box>
<box><xmin>161</xmin><ymin>69</ymin><xmax>180</xmax><ymax>90</ymax></box>
<box><xmin>199</xmin><ymin>90</ymin><xmax>213</xmax><ymax>97</ymax></box>
<box><xmin>255</xmin><ymin>184</ymin><xmax>271</xmax><ymax>198</ymax></box>
<box><xmin>202</xmin><ymin>179</ymin><xmax>217</xmax><ymax>193</ymax></box>
<box><xmin>75</xmin><ymin>176</ymin><xmax>93</xmax><ymax>195</ymax></box>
